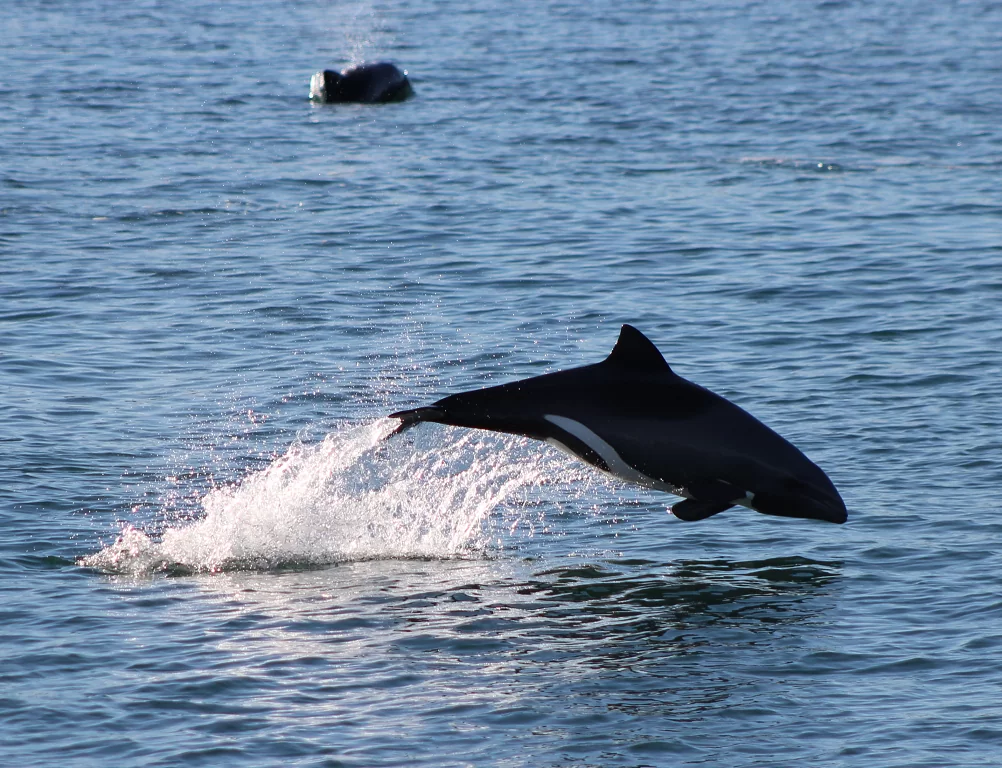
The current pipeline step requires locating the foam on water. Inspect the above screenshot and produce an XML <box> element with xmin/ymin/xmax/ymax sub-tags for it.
<box><xmin>82</xmin><ymin>419</ymin><xmax>554</xmax><ymax>575</ymax></box>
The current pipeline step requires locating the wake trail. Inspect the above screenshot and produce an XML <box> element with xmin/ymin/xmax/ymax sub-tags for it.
<box><xmin>81</xmin><ymin>418</ymin><xmax>559</xmax><ymax>575</ymax></box>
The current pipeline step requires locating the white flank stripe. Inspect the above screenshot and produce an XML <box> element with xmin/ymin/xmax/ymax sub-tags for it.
<box><xmin>543</xmin><ymin>414</ymin><xmax>676</xmax><ymax>493</ymax></box>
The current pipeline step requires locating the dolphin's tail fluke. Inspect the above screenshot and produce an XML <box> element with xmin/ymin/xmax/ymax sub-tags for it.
<box><xmin>386</xmin><ymin>406</ymin><xmax>444</xmax><ymax>437</ymax></box>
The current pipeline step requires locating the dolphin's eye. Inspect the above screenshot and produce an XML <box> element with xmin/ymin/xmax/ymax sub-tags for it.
<box><xmin>781</xmin><ymin>477</ymin><xmax>810</xmax><ymax>495</ymax></box>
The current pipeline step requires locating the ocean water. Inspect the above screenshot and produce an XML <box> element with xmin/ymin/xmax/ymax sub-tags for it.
<box><xmin>3</xmin><ymin>0</ymin><xmax>1002</xmax><ymax>765</ymax></box>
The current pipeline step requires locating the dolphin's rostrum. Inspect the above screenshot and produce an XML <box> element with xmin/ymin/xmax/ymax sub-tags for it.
<box><xmin>390</xmin><ymin>325</ymin><xmax>847</xmax><ymax>524</ymax></box>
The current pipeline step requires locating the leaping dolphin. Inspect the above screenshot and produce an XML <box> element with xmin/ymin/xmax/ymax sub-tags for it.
<box><xmin>389</xmin><ymin>325</ymin><xmax>847</xmax><ymax>524</ymax></box>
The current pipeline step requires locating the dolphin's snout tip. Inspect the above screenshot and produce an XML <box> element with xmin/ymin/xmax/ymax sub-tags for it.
<box><xmin>752</xmin><ymin>481</ymin><xmax>847</xmax><ymax>524</ymax></box>
<box><xmin>794</xmin><ymin>473</ymin><xmax>848</xmax><ymax>524</ymax></box>
<box><xmin>822</xmin><ymin>504</ymin><xmax>848</xmax><ymax>524</ymax></box>
<box><xmin>811</xmin><ymin>491</ymin><xmax>848</xmax><ymax>524</ymax></box>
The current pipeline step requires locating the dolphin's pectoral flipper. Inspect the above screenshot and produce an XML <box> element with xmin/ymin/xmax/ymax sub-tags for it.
<box><xmin>670</xmin><ymin>479</ymin><xmax>745</xmax><ymax>521</ymax></box>
<box><xmin>670</xmin><ymin>498</ymin><xmax>736</xmax><ymax>521</ymax></box>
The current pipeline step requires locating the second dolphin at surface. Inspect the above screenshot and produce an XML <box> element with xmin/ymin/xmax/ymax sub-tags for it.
<box><xmin>309</xmin><ymin>62</ymin><xmax>413</xmax><ymax>104</ymax></box>
<box><xmin>390</xmin><ymin>325</ymin><xmax>847</xmax><ymax>525</ymax></box>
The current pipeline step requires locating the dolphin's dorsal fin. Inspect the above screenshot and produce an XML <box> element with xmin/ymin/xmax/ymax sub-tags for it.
<box><xmin>603</xmin><ymin>325</ymin><xmax>674</xmax><ymax>374</ymax></box>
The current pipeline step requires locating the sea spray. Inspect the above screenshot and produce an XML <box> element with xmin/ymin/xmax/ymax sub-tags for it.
<box><xmin>82</xmin><ymin>418</ymin><xmax>575</xmax><ymax>574</ymax></box>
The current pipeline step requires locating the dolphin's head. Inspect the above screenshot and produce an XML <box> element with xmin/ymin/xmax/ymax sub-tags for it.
<box><xmin>751</xmin><ymin>462</ymin><xmax>847</xmax><ymax>524</ymax></box>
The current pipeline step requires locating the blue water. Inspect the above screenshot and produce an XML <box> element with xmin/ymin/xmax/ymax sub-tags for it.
<box><xmin>3</xmin><ymin>0</ymin><xmax>1002</xmax><ymax>764</ymax></box>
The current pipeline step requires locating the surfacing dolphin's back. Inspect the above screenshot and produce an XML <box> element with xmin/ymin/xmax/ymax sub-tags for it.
<box><xmin>390</xmin><ymin>325</ymin><xmax>847</xmax><ymax>524</ymax></box>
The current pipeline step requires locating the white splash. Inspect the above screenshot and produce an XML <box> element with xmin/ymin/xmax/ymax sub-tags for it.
<box><xmin>82</xmin><ymin>419</ymin><xmax>558</xmax><ymax>575</ymax></box>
